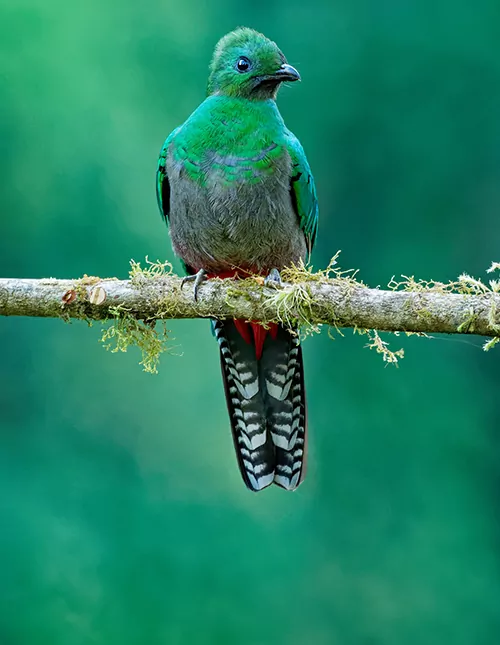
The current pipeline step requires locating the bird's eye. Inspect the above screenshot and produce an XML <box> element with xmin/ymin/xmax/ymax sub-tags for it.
<box><xmin>236</xmin><ymin>57</ymin><xmax>251</xmax><ymax>73</ymax></box>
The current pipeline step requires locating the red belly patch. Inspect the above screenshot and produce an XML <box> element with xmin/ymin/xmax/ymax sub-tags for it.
<box><xmin>206</xmin><ymin>269</ymin><xmax>279</xmax><ymax>359</ymax></box>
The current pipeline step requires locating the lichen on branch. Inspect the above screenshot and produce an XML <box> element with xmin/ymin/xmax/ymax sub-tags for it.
<box><xmin>100</xmin><ymin>304</ymin><xmax>169</xmax><ymax>374</ymax></box>
<box><xmin>1</xmin><ymin>255</ymin><xmax>500</xmax><ymax>372</ymax></box>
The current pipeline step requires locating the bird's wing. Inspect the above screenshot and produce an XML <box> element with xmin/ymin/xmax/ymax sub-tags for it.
<box><xmin>285</xmin><ymin>130</ymin><xmax>319</xmax><ymax>257</ymax></box>
<box><xmin>156</xmin><ymin>125</ymin><xmax>195</xmax><ymax>276</ymax></box>
<box><xmin>156</xmin><ymin>126</ymin><xmax>181</xmax><ymax>226</ymax></box>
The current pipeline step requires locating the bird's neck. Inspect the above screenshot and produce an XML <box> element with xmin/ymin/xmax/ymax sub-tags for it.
<box><xmin>200</xmin><ymin>95</ymin><xmax>285</xmax><ymax>143</ymax></box>
<box><xmin>205</xmin><ymin>93</ymin><xmax>281</xmax><ymax>112</ymax></box>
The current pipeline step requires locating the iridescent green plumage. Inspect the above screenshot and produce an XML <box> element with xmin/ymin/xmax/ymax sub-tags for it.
<box><xmin>156</xmin><ymin>29</ymin><xmax>318</xmax><ymax>259</ymax></box>
<box><xmin>155</xmin><ymin>28</ymin><xmax>319</xmax><ymax>490</ymax></box>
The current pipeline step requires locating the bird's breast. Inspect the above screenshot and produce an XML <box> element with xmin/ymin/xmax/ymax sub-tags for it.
<box><xmin>167</xmin><ymin>138</ymin><xmax>306</xmax><ymax>272</ymax></box>
<box><xmin>202</xmin><ymin>142</ymin><xmax>282</xmax><ymax>184</ymax></box>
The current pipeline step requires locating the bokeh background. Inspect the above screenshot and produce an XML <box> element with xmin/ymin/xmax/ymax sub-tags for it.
<box><xmin>1</xmin><ymin>1</ymin><xmax>500</xmax><ymax>643</ymax></box>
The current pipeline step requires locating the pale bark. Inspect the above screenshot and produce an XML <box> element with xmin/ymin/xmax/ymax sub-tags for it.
<box><xmin>1</xmin><ymin>276</ymin><xmax>499</xmax><ymax>337</ymax></box>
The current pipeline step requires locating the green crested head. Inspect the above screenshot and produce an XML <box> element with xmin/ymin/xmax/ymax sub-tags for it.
<box><xmin>207</xmin><ymin>28</ymin><xmax>300</xmax><ymax>100</ymax></box>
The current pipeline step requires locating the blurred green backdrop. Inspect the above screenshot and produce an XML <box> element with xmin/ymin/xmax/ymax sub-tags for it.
<box><xmin>1</xmin><ymin>1</ymin><xmax>500</xmax><ymax>644</ymax></box>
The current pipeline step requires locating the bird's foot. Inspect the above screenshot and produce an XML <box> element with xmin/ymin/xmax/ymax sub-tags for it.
<box><xmin>264</xmin><ymin>268</ymin><xmax>283</xmax><ymax>289</ymax></box>
<box><xmin>181</xmin><ymin>269</ymin><xmax>207</xmax><ymax>301</ymax></box>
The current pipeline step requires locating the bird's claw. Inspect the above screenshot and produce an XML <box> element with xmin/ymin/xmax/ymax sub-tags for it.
<box><xmin>264</xmin><ymin>268</ymin><xmax>283</xmax><ymax>289</ymax></box>
<box><xmin>181</xmin><ymin>269</ymin><xmax>207</xmax><ymax>301</ymax></box>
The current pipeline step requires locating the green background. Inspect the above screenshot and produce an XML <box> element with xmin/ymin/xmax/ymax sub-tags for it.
<box><xmin>1</xmin><ymin>1</ymin><xmax>500</xmax><ymax>643</ymax></box>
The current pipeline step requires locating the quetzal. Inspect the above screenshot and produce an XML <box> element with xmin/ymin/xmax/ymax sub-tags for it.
<box><xmin>156</xmin><ymin>28</ymin><xmax>318</xmax><ymax>491</ymax></box>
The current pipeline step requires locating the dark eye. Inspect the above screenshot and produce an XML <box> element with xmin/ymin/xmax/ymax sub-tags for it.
<box><xmin>236</xmin><ymin>57</ymin><xmax>251</xmax><ymax>73</ymax></box>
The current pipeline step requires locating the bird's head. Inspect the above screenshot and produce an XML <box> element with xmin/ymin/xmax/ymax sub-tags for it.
<box><xmin>207</xmin><ymin>28</ymin><xmax>300</xmax><ymax>100</ymax></box>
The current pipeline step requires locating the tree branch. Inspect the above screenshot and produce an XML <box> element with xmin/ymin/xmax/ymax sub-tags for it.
<box><xmin>1</xmin><ymin>272</ymin><xmax>499</xmax><ymax>338</ymax></box>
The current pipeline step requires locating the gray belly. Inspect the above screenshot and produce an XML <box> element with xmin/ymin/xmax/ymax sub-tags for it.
<box><xmin>167</xmin><ymin>157</ymin><xmax>307</xmax><ymax>273</ymax></box>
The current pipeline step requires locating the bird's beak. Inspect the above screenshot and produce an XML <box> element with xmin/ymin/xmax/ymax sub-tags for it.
<box><xmin>273</xmin><ymin>63</ymin><xmax>301</xmax><ymax>82</ymax></box>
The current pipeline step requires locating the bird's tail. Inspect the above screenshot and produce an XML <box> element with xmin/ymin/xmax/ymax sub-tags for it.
<box><xmin>213</xmin><ymin>319</ymin><xmax>307</xmax><ymax>491</ymax></box>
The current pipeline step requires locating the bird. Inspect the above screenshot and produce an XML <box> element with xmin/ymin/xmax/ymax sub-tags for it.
<box><xmin>156</xmin><ymin>28</ymin><xmax>318</xmax><ymax>491</ymax></box>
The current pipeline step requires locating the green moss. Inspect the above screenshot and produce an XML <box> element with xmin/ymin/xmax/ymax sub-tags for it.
<box><xmin>201</xmin><ymin>255</ymin><xmax>397</xmax><ymax>364</ymax></box>
<box><xmin>388</xmin><ymin>261</ymin><xmax>500</xmax><ymax>355</ymax></box>
<box><xmin>483</xmin><ymin>337</ymin><xmax>500</xmax><ymax>351</ymax></box>
<box><xmin>415</xmin><ymin>307</ymin><xmax>433</xmax><ymax>321</ymax></box>
<box><xmin>487</xmin><ymin>262</ymin><xmax>500</xmax><ymax>274</ymax></box>
<box><xmin>457</xmin><ymin>308</ymin><xmax>478</xmax><ymax>333</ymax></box>
<box><xmin>94</xmin><ymin>254</ymin><xmax>500</xmax><ymax>371</ymax></box>
<box><xmin>280</xmin><ymin>254</ymin><xmax>366</xmax><ymax>288</ymax></box>
<box><xmin>77</xmin><ymin>275</ymin><xmax>102</xmax><ymax>286</ymax></box>
<box><xmin>96</xmin><ymin>257</ymin><xmax>175</xmax><ymax>373</ymax></box>
<box><xmin>75</xmin><ymin>274</ymin><xmax>105</xmax><ymax>298</ymax></box>
<box><xmin>225</xmin><ymin>278</ymin><xmax>265</xmax><ymax>308</ymax></box>
<box><xmin>388</xmin><ymin>271</ymin><xmax>494</xmax><ymax>296</ymax></box>
<box><xmin>354</xmin><ymin>327</ymin><xmax>404</xmax><ymax>365</ymax></box>
<box><xmin>100</xmin><ymin>305</ymin><xmax>169</xmax><ymax>374</ymax></box>
<box><xmin>97</xmin><ymin>260</ymin><xmax>176</xmax><ymax>373</ymax></box>
<box><xmin>129</xmin><ymin>257</ymin><xmax>173</xmax><ymax>286</ymax></box>
<box><xmin>264</xmin><ymin>256</ymin><xmax>363</xmax><ymax>340</ymax></box>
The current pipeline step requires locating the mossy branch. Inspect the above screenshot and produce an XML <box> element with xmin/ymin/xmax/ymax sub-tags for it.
<box><xmin>1</xmin><ymin>259</ymin><xmax>500</xmax><ymax>342</ymax></box>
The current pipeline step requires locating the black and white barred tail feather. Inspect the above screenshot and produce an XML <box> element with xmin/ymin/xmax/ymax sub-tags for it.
<box><xmin>259</xmin><ymin>325</ymin><xmax>307</xmax><ymax>489</ymax></box>
<box><xmin>213</xmin><ymin>320</ymin><xmax>307</xmax><ymax>492</ymax></box>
